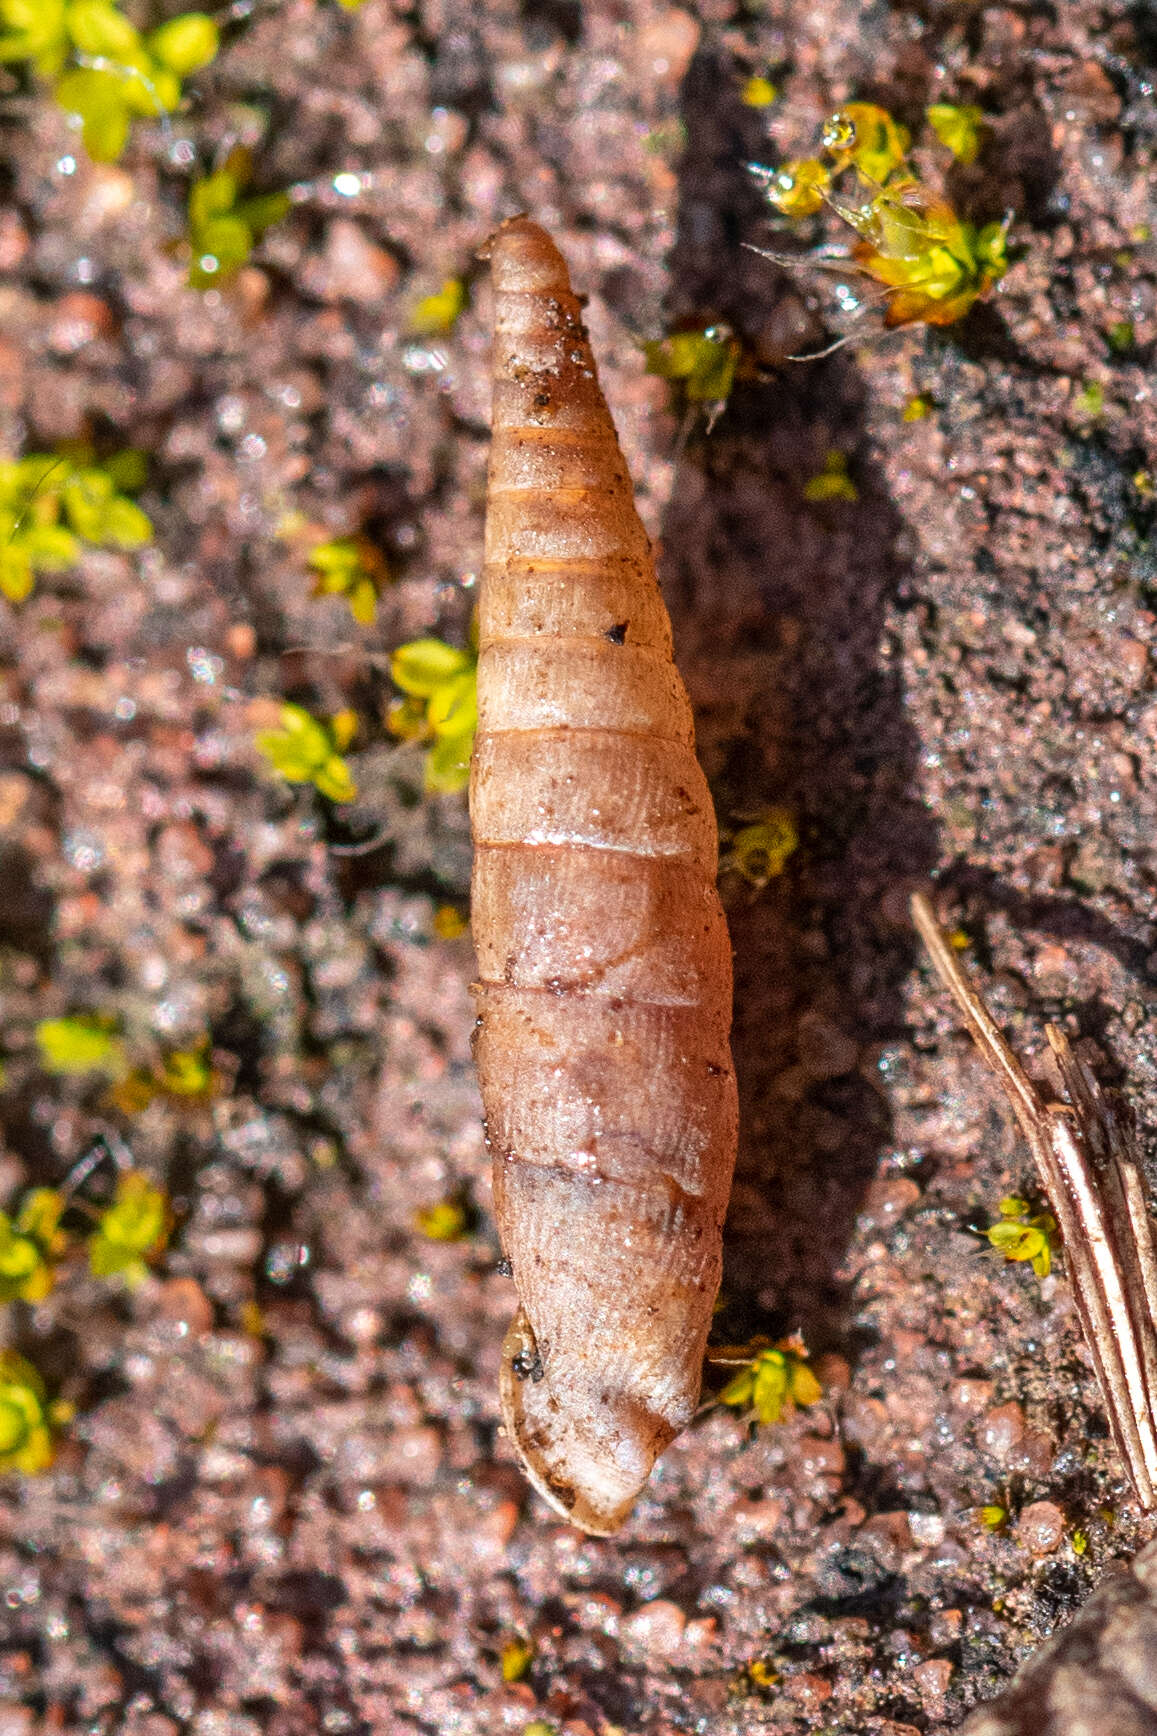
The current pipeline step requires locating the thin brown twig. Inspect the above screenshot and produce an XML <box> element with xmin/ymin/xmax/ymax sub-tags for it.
<box><xmin>911</xmin><ymin>890</ymin><xmax>1157</xmax><ymax>1509</ymax></box>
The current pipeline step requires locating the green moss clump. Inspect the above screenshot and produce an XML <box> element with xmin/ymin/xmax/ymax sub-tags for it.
<box><xmin>255</xmin><ymin>704</ymin><xmax>359</xmax><ymax>803</ymax></box>
<box><xmin>187</xmin><ymin>148</ymin><xmax>291</xmax><ymax>289</ymax></box>
<box><xmin>0</xmin><ymin>446</ymin><xmax>152</xmax><ymax>604</ymax></box>
<box><xmin>387</xmin><ymin>637</ymin><xmax>477</xmax><ymax>795</ymax></box>
<box><xmin>0</xmin><ymin>0</ymin><xmax>219</xmax><ymax>161</ymax></box>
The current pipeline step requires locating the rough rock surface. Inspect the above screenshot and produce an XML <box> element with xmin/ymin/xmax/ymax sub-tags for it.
<box><xmin>1</xmin><ymin>0</ymin><xmax>1157</xmax><ymax>1732</ymax></box>
<box><xmin>962</xmin><ymin>1540</ymin><xmax>1157</xmax><ymax>1734</ymax></box>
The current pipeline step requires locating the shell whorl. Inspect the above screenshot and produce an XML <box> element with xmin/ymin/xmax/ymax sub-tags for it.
<box><xmin>471</xmin><ymin>219</ymin><xmax>738</xmax><ymax>1534</ymax></box>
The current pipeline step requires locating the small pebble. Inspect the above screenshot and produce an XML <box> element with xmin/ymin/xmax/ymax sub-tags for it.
<box><xmin>729</xmin><ymin>1496</ymin><xmax>786</xmax><ymax>1540</ymax></box>
<box><xmin>48</xmin><ymin>291</ymin><xmax>114</xmax><ymax>353</ymax></box>
<box><xmin>681</xmin><ymin>1616</ymin><xmax>717</xmax><ymax>1657</ymax></box>
<box><xmin>914</xmin><ymin>1657</ymin><xmax>954</xmax><ymax>1700</ymax></box>
<box><xmin>787</xmin><ymin>1672</ymin><xmax>833</xmax><ymax>1706</ymax></box>
<box><xmin>860</xmin><ymin>1512</ymin><xmax>914</xmax><ymax>1572</ymax></box>
<box><xmin>0</xmin><ymin>209</ymin><xmax>29</xmax><ymax>271</ymax></box>
<box><xmin>0</xmin><ymin>773</ymin><xmax>35</xmax><ymax>828</ymax></box>
<box><xmin>909</xmin><ymin>1511</ymin><xmax>946</xmax><ymax>1546</ymax></box>
<box><xmin>77</xmin><ymin>164</ymin><xmax>135</xmax><ymax>228</ymax></box>
<box><xmin>981</xmin><ymin>1401</ymin><xmax>1026</xmax><ymax>1461</ymax></box>
<box><xmin>1016</xmin><ymin>1501</ymin><xmax>1066</xmax><ymax>1556</ymax></box>
<box><xmin>633</xmin><ymin>8</ymin><xmax>700</xmax><ymax>84</ymax></box>
<box><xmin>187</xmin><ymin>1226</ymin><xmax>264</xmax><ymax>1265</ymax></box>
<box><xmin>1014</xmin><ymin>1427</ymin><xmax>1057</xmax><ymax>1477</ymax></box>
<box><xmin>226</xmin><ymin>622</ymin><xmax>257</xmax><ymax>659</ymax></box>
<box><xmin>861</xmin><ymin>1175</ymin><xmax>921</xmax><ymax>1226</ymax></box>
<box><xmin>929</xmin><ymin>1608</ymin><xmax>964</xmax><ymax>1645</ymax></box>
<box><xmin>1118</xmin><ymin>638</ymin><xmax>1150</xmax><ymax>684</ymax></box>
<box><xmin>621</xmin><ymin>1599</ymin><xmax>687</xmax><ymax>1658</ymax></box>
<box><xmin>798</xmin><ymin>1434</ymin><xmax>846</xmax><ymax>1483</ymax></box>
<box><xmin>951</xmin><ymin>1378</ymin><xmax>994</xmax><ymax>1413</ymax></box>
<box><xmin>814</xmin><ymin>1351</ymin><xmax>852</xmax><ymax>1392</ymax></box>
<box><xmin>306</xmin><ymin>218</ymin><xmax>400</xmax><ymax>304</ymax></box>
<box><xmin>157</xmin><ymin>1277</ymin><xmax>215</xmax><ymax>1336</ymax></box>
<box><xmin>382</xmin><ymin>1425</ymin><xmax>442</xmax><ymax>1486</ymax></box>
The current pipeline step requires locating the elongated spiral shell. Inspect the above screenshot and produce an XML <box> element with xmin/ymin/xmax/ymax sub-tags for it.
<box><xmin>471</xmin><ymin>219</ymin><xmax>738</xmax><ymax>1535</ymax></box>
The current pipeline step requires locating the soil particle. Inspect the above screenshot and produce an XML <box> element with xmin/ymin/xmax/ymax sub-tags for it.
<box><xmin>620</xmin><ymin>1599</ymin><xmax>688</xmax><ymax>1660</ymax></box>
<box><xmin>786</xmin><ymin>1671</ymin><xmax>833</xmax><ymax>1707</ymax></box>
<box><xmin>299</xmin><ymin>217</ymin><xmax>402</xmax><ymax>306</ymax></box>
<box><xmin>1015</xmin><ymin>1502</ymin><xmax>1067</xmax><ymax>1557</ymax></box>
<box><xmin>982</xmin><ymin>1401</ymin><xmax>1028</xmax><ymax>1462</ymax></box>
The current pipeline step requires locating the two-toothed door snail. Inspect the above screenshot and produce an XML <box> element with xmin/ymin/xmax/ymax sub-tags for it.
<box><xmin>470</xmin><ymin>219</ymin><xmax>738</xmax><ymax>1535</ymax></box>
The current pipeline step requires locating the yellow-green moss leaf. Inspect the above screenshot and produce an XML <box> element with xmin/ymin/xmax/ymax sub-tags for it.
<box><xmin>803</xmin><ymin>450</ymin><xmax>858</xmax><ymax>503</ymax></box>
<box><xmin>426</xmin><ymin>668</ymin><xmax>477</xmax><ymax>740</ymax></box>
<box><xmin>415</xmin><ymin>1197</ymin><xmax>470</xmax><ymax>1241</ymax></box>
<box><xmin>36</xmin><ymin>1015</ymin><xmax>123</xmax><ymax>1075</ymax></box>
<box><xmin>717</xmin><ymin>1339</ymin><xmax>822</xmax><ymax>1428</ymax></box>
<box><xmin>424</xmin><ymin>730</ymin><xmax>473</xmax><ymax>794</ymax></box>
<box><xmin>926</xmin><ymin>102</ymin><xmax>985</xmax><ymax>166</ymax></box>
<box><xmin>1075</xmin><ymin>380</ymin><xmax>1105</xmax><ymax>419</ymax></box>
<box><xmin>307</xmin><ymin>536</ymin><xmax>387</xmax><ymax>623</ymax></box>
<box><xmin>156</xmin><ymin>1043</ymin><xmax>216</xmax><ymax>1097</ymax></box>
<box><xmin>102</xmin><ymin>447</ymin><xmax>148</xmax><ymax>492</ymax></box>
<box><xmin>643</xmin><ymin>328</ymin><xmax>739</xmax><ymax>403</ymax></box>
<box><xmin>983</xmin><ymin>1199</ymin><xmax>1058</xmax><ymax>1280</ymax></box>
<box><xmin>408</xmin><ymin>277</ymin><xmax>467</xmax><ymax>336</ymax></box>
<box><xmin>313</xmin><ymin>753</ymin><xmax>357</xmax><ymax>804</ymax></box>
<box><xmin>391</xmin><ymin>638</ymin><xmax>472</xmax><ymax>697</ymax></box>
<box><xmin>499</xmin><ymin>1636</ymin><xmax>534</xmax><ymax>1682</ymax></box>
<box><xmin>54</xmin><ymin>67</ymin><xmax>132</xmax><ymax>162</ymax></box>
<box><xmin>0</xmin><ymin>0</ymin><xmax>69</xmax><ymax>74</ymax></box>
<box><xmin>821</xmin><ymin>103</ymin><xmax>910</xmax><ymax>181</ymax></box>
<box><xmin>255</xmin><ymin>705</ymin><xmax>358</xmax><ymax>803</ymax></box>
<box><xmin>763</xmin><ymin>156</ymin><xmax>830</xmax><ymax>218</ymax></box>
<box><xmin>19</xmin><ymin>523</ymin><xmax>81</xmax><ymax>569</ymax></box>
<box><xmin>100</xmin><ymin>495</ymin><xmax>153</xmax><ymax>548</ymax></box>
<box><xmin>0</xmin><ymin>544</ymin><xmax>33</xmax><ymax>603</ymax></box>
<box><xmin>725</xmin><ymin>809</ymin><xmax>798</xmax><ymax>889</ymax></box>
<box><xmin>66</xmin><ymin>0</ymin><xmax>141</xmax><ymax>60</ymax></box>
<box><xmin>148</xmin><ymin>11</ymin><xmax>218</xmax><ymax>76</ymax></box>
<box><xmin>0</xmin><ymin>1216</ymin><xmax>50</xmax><ymax>1302</ymax></box>
<box><xmin>88</xmin><ymin>1170</ymin><xmax>170</xmax><ymax>1284</ymax></box>
<box><xmin>741</xmin><ymin>74</ymin><xmax>777</xmax><ymax>109</ymax></box>
<box><xmin>0</xmin><ymin>1352</ymin><xmax>57</xmax><ymax>1475</ymax></box>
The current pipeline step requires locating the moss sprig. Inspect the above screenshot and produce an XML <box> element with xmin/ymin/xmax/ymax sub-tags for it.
<box><xmin>752</xmin><ymin>99</ymin><xmax>1009</xmax><ymax>329</ymax></box>
<box><xmin>0</xmin><ymin>446</ymin><xmax>152</xmax><ymax>604</ymax></box>
<box><xmin>0</xmin><ymin>0</ymin><xmax>219</xmax><ymax>162</ymax></box>
<box><xmin>982</xmin><ymin>1195</ymin><xmax>1059</xmax><ymax>1279</ymax></box>
<box><xmin>0</xmin><ymin>1161</ymin><xmax>173</xmax><ymax>1474</ymax></box>
<box><xmin>0</xmin><ymin>1353</ymin><xmax>71</xmax><ymax>1475</ymax></box>
<box><xmin>255</xmin><ymin>703</ymin><xmax>359</xmax><ymax>803</ymax></box>
<box><xmin>307</xmin><ymin>535</ymin><xmax>389</xmax><ymax>625</ymax></box>
<box><xmin>708</xmin><ymin>1335</ymin><xmax>823</xmax><ymax>1427</ymax></box>
<box><xmin>187</xmin><ymin>147</ymin><xmax>290</xmax><ymax>288</ymax></box>
<box><xmin>386</xmin><ymin>636</ymin><xmax>477</xmax><ymax>795</ymax></box>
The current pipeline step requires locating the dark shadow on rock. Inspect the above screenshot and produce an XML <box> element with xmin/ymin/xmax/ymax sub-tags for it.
<box><xmin>940</xmin><ymin>860</ymin><xmax>1155</xmax><ymax>984</ymax></box>
<box><xmin>0</xmin><ymin>841</ymin><xmax>56</xmax><ymax>963</ymax></box>
<box><xmin>0</xmin><ymin>835</ymin><xmax>61</xmax><ymax>1181</ymax></box>
<box><xmin>663</xmin><ymin>45</ymin><xmax>939</xmax><ymax>1351</ymax></box>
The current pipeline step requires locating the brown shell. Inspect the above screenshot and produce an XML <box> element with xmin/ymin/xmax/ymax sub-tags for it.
<box><xmin>471</xmin><ymin>219</ymin><xmax>738</xmax><ymax>1535</ymax></box>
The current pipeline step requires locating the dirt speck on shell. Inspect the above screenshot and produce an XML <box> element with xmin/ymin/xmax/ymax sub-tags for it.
<box><xmin>1</xmin><ymin>1</ymin><xmax>1156</xmax><ymax>1733</ymax></box>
